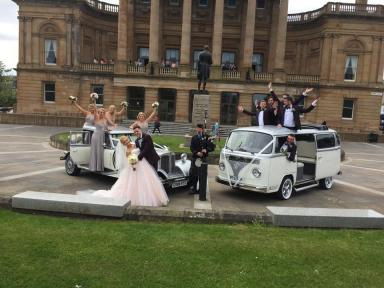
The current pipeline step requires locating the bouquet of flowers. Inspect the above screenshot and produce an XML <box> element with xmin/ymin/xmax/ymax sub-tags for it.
<box><xmin>90</xmin><ymin>93</ymin><xmax>99</xmax><ymax>101</ymax></box>
<box><xmin>280</xmin><ymin>144</ymin><xmax>288</xmax><ymax>156</ymax></box>
<box><xmin>121</xmin><ymin>101</ymin><xmax>128</xmax><ymax>107</ymax></box>
<box><xmin>152</xmin><ymin>101</ymin><xmax>159</xmax><ymax>110</ymax></box>
<box><xmin>68</xmin><ymin>95</ymin><xmax>78</xmax><ymax>103</ymax></box>
<box><xmin>128</xmin><ymin>153</ymin><xmax>138</xmax><ymax>171</ymax></box>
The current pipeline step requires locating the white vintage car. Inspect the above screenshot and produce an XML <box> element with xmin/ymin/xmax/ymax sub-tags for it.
<box><xmin>61</xmin><ymin>125</ymin><xmax>191</xmax><ymax>189</ymax></box>
<box><xmin>216</xmin><ymin>124</ymin><xmax>341</xmax><ymax>200</ymax></box>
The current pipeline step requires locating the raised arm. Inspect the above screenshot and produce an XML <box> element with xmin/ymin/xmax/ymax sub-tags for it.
<box><xmin>129</xmin><ymin>121</ymin><xmax>138</xmax><ymax>129</ymax></box>
<box><xmin>299</xmin><ymin>97</ymin><xmax>319</xmax><ymax>114</ymax></box>
<box><xmin>116</xmin><ymin>105</ymin><xmax>126</xmax><ymax>116</ymax></box>
<box><xmin>71</xmin><ymin>102</ymin><xmax>88</xmax><ymax>116</ymax></box>
<box><xmin>293</xmin><ymin>88</ymin><xmax>314</xmax><ymax>106</ymax></box>
<box><xmin>238</xmin><ymin>105</ymin><xmax>258</xmax><ymax>117</ymax></box>
<box><xmin>146</xmin><ymin>108</ymin><xmax>157</xmax><ymax>122</ymax></box>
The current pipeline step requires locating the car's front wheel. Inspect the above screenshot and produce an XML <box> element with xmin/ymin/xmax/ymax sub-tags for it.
<box><xmin>65</xmin><ymin>156</ymin><xmax>80</xmax><ymax>176</ymax></box>
<box><xmin>319</xmin><ymin>177</ymin><xmax>333</xmax><ymax>190</ymax></box>
<box><xmin>277</xmin><ymin>176</ymin><xmax>294</xmax><ymax>200</ymax></box>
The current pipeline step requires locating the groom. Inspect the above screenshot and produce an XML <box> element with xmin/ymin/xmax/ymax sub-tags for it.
<box><xmin>133</xmin><ymin>125</ymin><xmax>160</xmax><ymax>170</ymax></box>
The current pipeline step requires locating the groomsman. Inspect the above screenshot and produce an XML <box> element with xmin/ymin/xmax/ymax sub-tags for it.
<box><xmin>277</xmin><ymin>95</ymin><xmax>319</xmax><ymax>130</ymax></box>
<box><xmin>238</xmin><ymin>99</ymin><xmax>276</xmax><ymax>126</ymax></box>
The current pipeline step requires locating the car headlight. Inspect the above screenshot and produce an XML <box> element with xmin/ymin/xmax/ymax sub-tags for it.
<box><xmin>181</xmin><ymin>153</ymin><xmax>187</xmax><ymax>162</ymax></box>
<box><xmin>252</xmin><ymin>168</ymin><xmax>261</xmax><ymax>178</ymax></box>
<box><xmin>219</xmin><ymin>162</ymin><xmax>225</xmax><ymax>171</ymax></box>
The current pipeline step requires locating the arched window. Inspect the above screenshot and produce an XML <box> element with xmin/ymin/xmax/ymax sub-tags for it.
<box><xmin>39</xmin><ymin>22</ymin><xmax>62</xmax><ymax>66</ymax></box>
<box><xmin>343</xmin><ymin>39</ymin><xmax>365</xmax><ymax>82</ymax></box>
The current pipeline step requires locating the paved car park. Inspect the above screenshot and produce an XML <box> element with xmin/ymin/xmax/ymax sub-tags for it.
<box><xmin>1</xmin><ymin>124</ymin><xmax>384</xmax><ymax>214</ymax></box>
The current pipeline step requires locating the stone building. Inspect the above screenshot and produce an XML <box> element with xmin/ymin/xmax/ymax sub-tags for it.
<box><xmin>12</xmin><ymin>0</ymin><xmax>384</xmax><ymax>133</ymax></box>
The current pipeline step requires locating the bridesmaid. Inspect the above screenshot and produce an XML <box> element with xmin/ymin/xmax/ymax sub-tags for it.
<box><xmin>89</xmin><ymin>107</ymin><xmax>115</xmax><ymax>172</ymax></box>
<box><xmin>70</xmin><ymin>99</ymin><xmax>96</xmax><ymax>128</ymax></box>
<box><xmin>129</xmin><ymin>102</ymin><xmax>158</xmax><ymax>134</ymax></box>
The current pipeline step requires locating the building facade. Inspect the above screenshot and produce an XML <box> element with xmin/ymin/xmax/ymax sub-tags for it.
<box><xmin>12</xmin><ymin>0</ymin><xmax>384</xmax><ymax>132</ymax></box>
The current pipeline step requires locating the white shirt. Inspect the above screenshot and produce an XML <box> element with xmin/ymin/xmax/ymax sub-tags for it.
<box><xmin>258</xmin><ymin>110</ymin><xmax>264</xmax><ymax>126</ymax></box>
<box><xmin>284</xmin><ymin>107</ymin><xmax>295</xmax><ymax>128</ymax></box>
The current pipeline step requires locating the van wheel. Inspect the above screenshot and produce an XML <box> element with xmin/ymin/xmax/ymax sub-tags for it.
<box><xmin>65</xmin><ymin>156</ymin><xmax>80</xmax><ymax>176</ymax></box>
<box><xmin>278</xmin><ymin>176</ymin><xmax>294</xmax><ymax>200</ymax></box>
<box><xmin>319</xmin><ymin>177</ymin><xmax>333</xmax><ymax>190</ymax></box>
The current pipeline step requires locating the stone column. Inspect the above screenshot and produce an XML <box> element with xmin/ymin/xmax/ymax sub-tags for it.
<box><xmin>377</xmin><ymin>37</ymin><xmax>384</xmax><ymax>83</ymax></box>
<box><xmin>241</xmin><ymin>0</ymin><xmax>257</xmax><ymax>79</ymax></box>
<box><xmin>272</xmin><ymin>0</ymin><xmax>288</xmax><ymax>83</ymax></box>
<box><xmin>65</xmin><ymin>15</ymin><xmax>73</xmax><ymax>67</ymax></box>
<box><xmin>116</xmin><ymin>0</ymin><xmax>128</xmax><ymax>73</ymax></box>
<box><xmin>149</xmin><ymin>0</ymin><xmax>161</xmax><ymax>74</ymax></box>
<box><xmin>179</xmin><ymin>0</ymin><xmax>192</xmax><ymax>77</ymax></box>
<box><xmin>176</xmin><ymin>89</ymin><xmax>190</xmax><ymax>122</ymax></box>
<box><xmin>369</xmin><ymin>36</ymin><xmax>380</xmax><ymax>83</ymax></box>
<box><xmin>211</xmin><ymin>0</ymin><xmax>224</xmax><ymax>79</ymax></box>
<box><xmin>268</xmin><ymin>0</ymin><xmax>280</xmax><ymax>73</ymax></box>
<box><xmin>126</xmin><ymin>0</ymin><xmax>135</xmax><ymax>62</ymax></box>
<box><xmin>18</xmin><ymin>16</ymin><xmax>25</xmax><ymax>65</ymax></box>
<box><xmin>320</xmin><ymin>33</ymin><xmax>332</xmax><ymax>83</ymax></box>
<box><xmin>329</xmin><ymin>34</ymin><xmax>339</xmax><ymax>82</ymax></box>
<box><xmin>72</xmin><ymin>18</ymin><xmax>80</xmax><ymax>68</ymax></box>
<box><xmin>25</xmin><ymin>17</ymin><xmax>32</xmax><ymax>64</ymax></box>
<box><xmin>144</xmin><ymin>87</ymin><xmax>159</xmax><ymax>113</ymax></box>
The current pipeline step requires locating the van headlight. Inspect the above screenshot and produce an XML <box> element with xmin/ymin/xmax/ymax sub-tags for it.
<box><xmin>219</xmin><ymin>162</ymin><xmax>225</xmax><ymax>171</ymax></box>
<box><xmin>181</xmin><ymin>153</ymin><xmax>187</xmax><ymax>163</ymax></box>
<box><xmin>252</xmin><ymin>168</ymin><xmax>261</xmax><ymax>178</ymax></box>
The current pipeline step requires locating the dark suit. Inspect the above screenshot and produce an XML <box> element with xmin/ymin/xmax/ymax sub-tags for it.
<box><xmin>270</xmin><ymin>90</ymin><xmax>306</xmax><ymax>113</ymax></box>
<box><xmin>242</xmin><ymin>108</ymin><xmax>277</xmax><ymax>126</ymax></box>
<box><xmin>135</xmin><ymin>133</ymin><xmax>160</xmax><ymax>170</ymax></box>
<box><xmin>197</xmin><ymin>50</ymin><xmax>212</xmax><ymax>81</ymax></box>
<box><xmin>189</xmin><ymin>133</ymin><xmax>209</xmax><ymax>192</ymax></box>
<box><xmin>283</xmin><ymin>141</ymin><xmax>297</xmax><ymax>162</ymax></box>
<box><xmin>277</xmin><ymin>104</ymin><xmax>316</xmax><ymax>130</ymax></box>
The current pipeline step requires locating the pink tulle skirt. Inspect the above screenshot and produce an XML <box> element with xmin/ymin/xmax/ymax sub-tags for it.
<box><xmin>93</xmin><ymin>159</ymin><xmax>169</xmax><ymax>207</ymax></box>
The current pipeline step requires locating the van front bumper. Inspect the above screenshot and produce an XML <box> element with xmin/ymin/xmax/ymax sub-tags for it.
<box><xmin>215</xmin><ymin>176</ymin><xmax>268</xmax><ymax>193</ymax></box>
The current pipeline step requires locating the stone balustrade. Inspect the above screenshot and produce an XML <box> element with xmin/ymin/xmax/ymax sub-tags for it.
<box><xmin>80</xmin><ymin>63</ymin><xmax>114</xmax><ymax>72</ymax></box>
<box><xmin>287</xmin><ymin>74</ymin><xmax>320</xmax><ymax>84</ymax></box>
<box><xmin>287</xmin><ymin>2</ymin><xmax>383</xmax><ymax>24</ymax></box>
<box><xmin>222</xmin><ymin>70</ymin><xmax>240</xmax><ymax>79</ymax></box>
<box><xmin>253</xmin><ymin>72</ymin><xmax>273</xmax><ymax>82</ymax></box>
<box><xmin>159</xmin><ymin>67</ymin><xmax>178</xmax><ymax>77</ymax></box>
<box><xmin>127</xmin><ymin>65</ymin><xmax>146</xmax><ymax>74</ymax></box>
<box><xmin>85</xmin><ymin>0</ymin><xmax>119</xmax><ymax>14</ymax></box>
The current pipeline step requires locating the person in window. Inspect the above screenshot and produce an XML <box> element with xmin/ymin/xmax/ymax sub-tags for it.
<box><xmin>197</xmin><ymin>45</ymin><xmax>212</xmax><ymax>93</ymax></box>
<box><xmin>238</xmin><ymin>99</ymin><xmax>276</xmax><ymax>126</ymax></box>
<box><xmin>280</xmin><ymin>134</ymin><xmax>297</xmax><ymax>162</ymax></box>
<box><xmin>277</xmin><ymin>95</ymin><xmax>319</xmax><ymax>130</ymax></box>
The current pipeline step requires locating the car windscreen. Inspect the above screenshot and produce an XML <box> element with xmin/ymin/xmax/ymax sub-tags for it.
<box><xmin>226</xmin><ymin>131</ymin><xmax>273</xmax><ymax>154</ymax></box>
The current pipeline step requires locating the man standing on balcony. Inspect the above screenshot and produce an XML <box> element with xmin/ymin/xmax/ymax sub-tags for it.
<box><xmin>197</xmin><ymin>45</ymin><xmax>212</xmax><ymax>93</ymax></box>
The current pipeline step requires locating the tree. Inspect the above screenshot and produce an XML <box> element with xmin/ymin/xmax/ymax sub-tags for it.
<box><xmin>0</xmin><ymin>61</ymin><xmax>16</xmax><ymax>108</ymax></box>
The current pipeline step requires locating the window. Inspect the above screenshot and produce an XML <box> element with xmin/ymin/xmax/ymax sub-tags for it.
<box><xmin>45</xmin><ymin>39</ymin><xmax>57</xmax><ymax>65</ymax></box>
<box><xmin>221</xmin><ymin>92</ymin><xmax>239</xmax><ymax>125</ymax></box>
<box><xmin>275</xmin><ymin>136</ymin><xmax>288</xmax><ymax>153</ymax></box>
<box><xmin>165</xmin><ymin>48</ymin><xmax>180</xmax><ymax>67</ymax></box>
<box><xmin>138</xmin><ymin>47</ymin><xmax>149</xmax><ymax>66</ymax></box>
<box><xmin>199</xmin><ymin>0</ymin><xmax>208</xmax><ymax>7</ymax></box>
<box><xmin>222</xmin><ymin>52</ymin><xmax>235</xmax><ymax>65</ymax></box>
<box><xmin>256</xmin><ymin>0</ymin><xmax>266</xmax><ymax>9</ymax></box>
<box><xmin>193</xmin><ymin>50</ymin><xmax>203</xmax><ymax>69</ymax></box>
<box><xmin>127</xmin><ymin>87</ymin><xmax>145</xmax><ymax>119</ymax></box>
<box><xmin>344</xmin><ymin>56</ymin><xmax>358</xmax><ymax>81</ymax></box>
<box><xmin>169</xmin><ymin>0</ymin><xmax>179</xmax><ymax>5</ymax></box>
<box><xmin>226</xmin><ymin>131</ymin><xmax>273</xmax><ymax>154</ymax></box>
<box><xmin>316</xmin><ymin>134</ymin><xmax>336</xmax><ymax>149</ymax></box>
<box><xmin>159</xmin><ymin>88</ymin><xmax>176</xmax><ymax>122</ymax></box>
<box><xmin>43</xmin><ymin>82</ymin><xmax>55</xmax><ymax>102</ymax></box>
<box><xmin>91</xmin><ymin>85</ymin><xmax>104</xmax><ymax>106</ymax></box>
<box><xmin>251</xmin><ymin>93</ymin><xmax>267</xmax><ymax>126</ymax></box>
<box><xmin>342</xmin><ymin>99</ymin><xmax>354</xmax><ymax>119</ymax></box>
<box><xmin>227</xmin><ymin>0</ymin><xmax>236</xmax><ymax>8</ymax></box>
<box><xmin>252</xmin><ymin>53</ymin><xmax>264</xmax><ymax>73</ymax></box>
<box><xmin>142</xmin><ymin>0</ymin><xmax>150</xmax><ymax>4</ymax></box>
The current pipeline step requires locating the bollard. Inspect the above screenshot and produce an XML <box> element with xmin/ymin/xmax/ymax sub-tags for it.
<box><xmin>198</xmin><ymin>161</ymin><xmax>208</xmax><ymax>201</ymax></box>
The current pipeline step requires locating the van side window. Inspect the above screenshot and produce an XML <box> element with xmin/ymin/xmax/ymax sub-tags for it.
<box><xmin>316</xmin><ymin>134</ymin><xmax>336</xmax><ymax>149</ymax></box>
<box><xmin>275</xmin><ymin>136</ymin><xmax>287</xmax><ymax>153</ymax></box>
<box><xmin>335</xmin><ymin>134</ymin><xmax>341</xmax><ymax>146</ymax></box>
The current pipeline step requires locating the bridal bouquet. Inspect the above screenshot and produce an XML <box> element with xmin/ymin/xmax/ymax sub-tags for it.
<box><xmin>152</xmin><ymin>101</ymin><xmax>159</xmax><ymax>110</ymax></box>
<box><xmin>121</xmin><ymin>101</ymin><xmax>128</xmax><ymax>107</ymax></box>
<box><xmin>128</xmin><ymin>153</ymin><xmax>138</xmax><ymax>171</ymax></box>
<box><xmin>280</xmin><ymin>144</ymin><xmax>288</xmax><ymax>156</ymax></box>
<box><xmin>68</xmin><ymin>95</ymin><xmax>78</xmax><ymax>102</ymax></box>
<box><xmin>90</xmin><ymin>93</ymin><xmax>99</xmax><ymax>101</ymax></box>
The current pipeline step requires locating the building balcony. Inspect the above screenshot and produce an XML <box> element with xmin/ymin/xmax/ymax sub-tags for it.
<box><xmin>85</xmin><ymin>0</ymin><xmax>119</xmax><ymax>14</ymax></box>
<box><xmin>288</xmin><ymin>2</ymin><xmax>384</xmax><ymax>24</ymax></box>
<box><xmin>127</xmin><ymin>65</ymin><xmax>146</xmax><ymax>74</ymax></box>
<box><xmin>80</xmin><ymin>63</ymin><xmax>114</xmax><ymax>73</ymax></box>
<box><xmin>287</xmin><ymin>74</ymin><xmax>320</xmax><ymax>85</ymax></box>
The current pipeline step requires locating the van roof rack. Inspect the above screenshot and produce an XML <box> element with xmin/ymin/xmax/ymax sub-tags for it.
<box><xmin>300</xmin><ymin>124</ymin><xmax>328</xmax><ymax>131</ymax></box>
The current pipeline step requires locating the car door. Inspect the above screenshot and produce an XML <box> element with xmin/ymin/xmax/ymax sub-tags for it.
<box><xmin>315</xmin><ymin>133</ymin><xmax>341</xmax><ymax>179</ymax></box>
<box><xmin>70</xmin><ymin>131</ymin><xmax>91</xmax><ymax>165</ymax></box>
<box><xmin>103</xmin><ymin>133</ymin><xmax>116</xmax><ymax>171</ymax></box>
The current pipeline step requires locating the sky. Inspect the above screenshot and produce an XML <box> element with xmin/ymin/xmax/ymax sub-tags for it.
<box><xmin>1</xmin><ymin>0</ymin><xmax>383</xmax><ymax>71</ymax></box>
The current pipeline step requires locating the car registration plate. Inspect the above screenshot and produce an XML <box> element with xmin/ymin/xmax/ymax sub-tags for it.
<box><xmin>172</xmin><ymin>179</ymin><xmax>188</xmax><ymax>188</ymax></box>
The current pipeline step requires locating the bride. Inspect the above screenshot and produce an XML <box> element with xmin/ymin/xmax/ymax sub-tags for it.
<box><xmin>92</xmin><ymin>136</ymin><xmax>169</xmax><ymax>207</ymax></box>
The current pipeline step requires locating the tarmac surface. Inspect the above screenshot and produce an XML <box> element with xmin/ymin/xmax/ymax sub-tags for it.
<box><xmin>1</xmin><ymin>124</ymin><xmax>384</xmax><ymax>216</ymax></box>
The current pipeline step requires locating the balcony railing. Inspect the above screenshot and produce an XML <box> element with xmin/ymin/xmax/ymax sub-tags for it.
<box><xmin>253</xmin><ymin>72</ymin><xmax>273</xmax><ymax>82</ymax></box>
<box><xmin>127</xmin><ymin>65</ymin><xmax>146</xmax><ymax>74</ymax></box>
<box><xmin>159</xmin><ymin>67</ymin><xmax>178</xmax><ymax>77</ymax></box>
<box><xmin>287</xmin><ymin>74</ymin><xmax>320</xmax><ymax>84</ymax></box>
<box><xmin>222</xmin><ymin>70</ymin><xmax>240</xmax><ymax>79</ymax></box>
<box><xmin>85</xmin><ymin>0</ymin><xmax>119</xmax><ymax>14</ymax></box>
<box><xmin>287</xmin><ymin>2</ymin><xmax>384</xmax><ymax>24</ymax></box>
<box><xmin>80</xmin><ymin>63</ymin><xmax>114</xmax><ymax>72</ymax></box>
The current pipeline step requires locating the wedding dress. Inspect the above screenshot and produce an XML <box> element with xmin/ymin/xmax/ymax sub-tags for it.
<box><xmin>92</xmin><ymin>144</ymin><xmax>169</xmax><ymax>207</ymax></box>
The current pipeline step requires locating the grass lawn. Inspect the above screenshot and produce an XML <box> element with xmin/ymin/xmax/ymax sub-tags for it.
<box><xmin>1</xmin><ymin>209</ymin><xmax>383</xmax><ymax>288</ymax></box>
